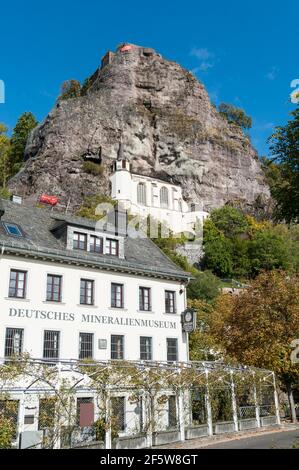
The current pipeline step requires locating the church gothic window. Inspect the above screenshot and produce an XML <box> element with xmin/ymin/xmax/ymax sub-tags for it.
<box><xmin>160</xmin><ymin>186</ymin><xmax>169</xmax><ymax>208</ymax></box>
<box><xmin>137</xmin><ymin>182</ymin><xmax>147</xmax><ymax>205</ymax></box>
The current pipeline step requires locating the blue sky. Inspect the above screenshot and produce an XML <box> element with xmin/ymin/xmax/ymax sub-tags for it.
<box><xmin>0</xmin><ymin>0</ymin><xmax>297</xmax><ymax>156</ymax></box>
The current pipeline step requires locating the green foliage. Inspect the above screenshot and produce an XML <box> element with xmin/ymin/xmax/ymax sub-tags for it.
<box><xmin>188</xmin><ymin>299</ymin><xmax>223</xmax><ymax>361</ymax></box>
<box><xmin>203</xmin><ymin>235</ymin><xmax>234</xmax><ymax>277</ymax></box>
<box><xmin>219</xmin><ymin>103</ymin><xmax>252</xmax><ymax>130</ymax></box>
<box><xmin>187</xmin><ymin>270</ymin><xmax>220</xmax><ymax>302</ymax></box>
<box><xmin>10</xmin><ymin>112</ymin><xmax>38</xmax><ymax>174</ymax></box>
<box><xmin>249</xmin><ymin>227</ymin><xmax>292</xmax><ymax>274</ymax></box>
<box><xmin>210</xmin><ymin>205</ymin><xmax>250</xmax><ymax>238</ymax></box>
<box><xmin>82</xmin><ymin>161</ymin><xmax>104</xmax><ymax>176</ymax></box>
<box><xmin>0</xmin><ymin>414</ymin><xmax>14</xmax><ymax>448</ymax></box>
<box><xmin>59</xmin><ymin>80</ymin><xmax>81</xmax><ymax>101</ymax></box>
<box><xmin>0</xmin><ymin>187</ymin><xmax>11</xmax><ymax>199</ymax></box>
<box><xmin>93</xmin><ymin>417</ymin><xmax>118</xmax><ymax>442</ymax></box>
<box><xmin>268</xmin><ymin>106</ymin><xmax>299</xmax><ymax>223</ymax></box>
<box><xmin>202</xmin><ymin>205</ymin><xmax>296</xmax><ymax>279</ymax></box>
<box><xmin>0</xmin><ymin>123</ymin><xmax>11</xmax><ymax>188</ymax></box>
<box><xmin>76</xmin><ymin>194</ymin><xmax>117</xmax><ymax>220</ymax></box>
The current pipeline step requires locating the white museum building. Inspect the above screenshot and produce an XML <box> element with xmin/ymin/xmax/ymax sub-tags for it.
<box><xmin>0</xmin><ymin>197</ymin><xmax>196</xmax><ymax>447</ymax></box>
<box><xmin>110</xmin><ymin>145</ymin><xmax>209</xmax><ymax>235</ymax></box>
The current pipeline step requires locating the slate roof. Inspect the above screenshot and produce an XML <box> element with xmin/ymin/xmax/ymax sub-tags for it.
<box><xmin>0</xmin><ymin>199</ymin><xmax>191</xmax><ymax>281</ymax></box>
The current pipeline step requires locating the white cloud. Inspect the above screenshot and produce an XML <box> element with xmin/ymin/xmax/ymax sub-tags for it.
<box><xmin>190</xmin><ymin>47</ymin><xmax>217</xmax><ymax>73</ymax></box>
<box><xmin>190</xmin><ymin>47</ymin><xmax>214</xmax><ymax>60</ymax></box>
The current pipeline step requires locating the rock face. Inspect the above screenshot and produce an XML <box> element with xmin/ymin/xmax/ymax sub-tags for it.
<box><xmin>8</xmin><ymin>44</ymin><xmax>269</xmax><ymax>212</ymax></box>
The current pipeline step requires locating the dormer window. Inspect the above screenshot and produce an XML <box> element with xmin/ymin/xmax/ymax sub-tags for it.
<box><xmin>68</xmin><ymin>227</ymin><xmax>123</xmax><ymax>259</ymax></box>
<box><xmin>3</xmin><ymin>222</ymin><xmax>23</xmax><ymax>237</ymax></box>
<box><xmin>90</xmin><ymin>235</ymin><xmax>103</xmax><ymax>254</ymax></box>
<box><xmin>106</xmin><ymin>238</ymin><xmax>119</xmax><ymax>256</ymax></box>
<box><xmin>73</xmin><ymin>232</ymin><xmax>87</xmax><ymax>251</ymax></box>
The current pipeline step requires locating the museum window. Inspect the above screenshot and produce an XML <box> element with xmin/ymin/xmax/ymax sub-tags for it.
<box><xmin>167</xmin><ymin>338</ymin><xmax>178</xmax><ymax>362</ymax></box>
<box><xmin>79</xmin><ymin>332</ymin><xmax>93</xmax><ymax>359</ymax></box>
<box><xmin>73</xmin><ymin>231</ymin><xmax>87</xmax><ymax>251</ymax></box>
<box><xmin>111</xmin><ymin>283</ymin><xmax>124</xmax><ymax>308</ymax></box>
<box><xmin>111</xmin><ymin>335</ymin><xmax>124</xmax><ymax>360</ymax></box>
<box><xmin>89</xmin><ymin>235</ymin><xmax>103</xmax><ymax>254</ymax></box>
<box><xmin>46</xmin><ymin>274</ymin><xmax>62</xmax><ymax>302</ymax></box>
<box><xmin>106</xmin><ymin>238</ymin><xmax>119</xmax><ymax>256</ymax></box>
<box><xmin>137</xmin><ymin>182</ymin><xmax>147</xmax><ymax>205</ymax></box>
<box><xmin>139</xmin><ymin>287</ymin><xmax>151</xmax><ymax>311</ymax></box>
<box><xmin>165</xmin><ymin>290</ymin><xmax>176</xmax><ymax>313</ymax></box>
<box><xmin>4</xmin><ymin>328</ymin><xmax>23</xmax><ymax>357</ymax></box>
<box><xmin>80</xmin><ymin>279</ymin><xmax>94</xmax><ymax>305</ymax></box>
<box><xmin>111</xmin><ymin>397</ymin><xmax>125</xmax><ymax>431</ymax></box>
<box><xmin>140</xmin><ymin>336</ymin><xmax>152</xmax><ymax>361</ymax></box>
<box><xmin>160</xmin><ymin>186</ymin><xmax>169</xmax><ymax>208</ymax></box>
<box><xmin>43</xmin><ymin>330</ymin><xmax>60</xmax><ymax>360</ymax></box>
<box><xmin>8</xmin><ymin>269</ymin><xmax>27</xmax><ymax>298</ymax></box>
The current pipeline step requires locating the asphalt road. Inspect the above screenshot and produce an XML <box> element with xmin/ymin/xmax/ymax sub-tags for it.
<box><xmin>201</xmin><ymin>429</ymin><xmax>299</xmax><ymax>449</ymax></box>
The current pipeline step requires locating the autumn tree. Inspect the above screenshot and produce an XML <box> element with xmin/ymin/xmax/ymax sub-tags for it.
<box><xmin>59</xmin><ymin>80</ymin><xmax>81</xmax><ymax>101</ymax></box>
<box><xmin>210</xmin><ymin>271</ymin><xmax>299</xmax><ymax>422</ymax></box>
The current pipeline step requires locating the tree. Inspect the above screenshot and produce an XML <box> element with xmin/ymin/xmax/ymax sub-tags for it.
<box><xmin>210</xmin><ymin>271</ymin><xmax>299</xmax><ymax>422</ymax></box>
<box><xmin>249</xmin><ymin>227</ymin><xmax>292</xmax><ymax>274</ymax></box>
<box><xmin>10</xmin><ymin>112</ymin><xmax>38</xmax><ymax>174</ymax></box>
<box><xmin>188</xmin><ymin>299</ymin><xmax>220</xmax><ymax>361</ymax></box>
<box><xmin>268</xmin><ymin>106</ymin><xmax>299</xmax><ymax>223</ymax></box>
<box><xmin>187</xmin><ymin>271</ymin><xmax>220</xmax><ymax>302</ymax></box>
<box><xmin>59</xmin><ymin>80</ymin><xmax>81</xmax><ymax>101</ymax></box>
<box><xmin>203</xmin><ymin>206</ymin><xmax>296</xmax><ymax>279</ymax></box>
<box><xmin>219</xmin><ymin>103</ymin><xmax>252</xmax><ymax>130</ymax></box>
<box><xmin>209</xmin><ymin>205</ymin><xmax>250</xmax><ymax>238</ymax></box>
<box><xmin>0</xmin><ymin>124</ymin><xmax>11</xmax><ymax>188</ymax></box>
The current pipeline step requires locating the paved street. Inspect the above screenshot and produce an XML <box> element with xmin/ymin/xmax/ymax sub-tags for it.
<box><xmin>155</xmin><ymin>427</ymin><xmax>299</xmax><ymax>450</ymax></box>
<box><xmin>201</xmin><ymin>429</ymin><xmax>299</xmax><ymax>449</ymax></box>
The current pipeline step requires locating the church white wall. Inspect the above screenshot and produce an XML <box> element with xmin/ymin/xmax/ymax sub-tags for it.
<box><xmin>110</xmin><ymin>170</ymin><xmax>209</xmax><ymax>235</ymax></box>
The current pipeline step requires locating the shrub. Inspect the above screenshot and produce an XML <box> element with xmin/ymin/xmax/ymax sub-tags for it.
<box><xmin>0</xmin><ymin>414</ymin><xmax>14</xmax><ymax>449</ymax></box>
<box><xmin>0</xmin><ymin>187</ymin><xmax>11</xmax><ymax>199</ymax></box>
<box><xmin>187</xmin><ymin>271</ymin><xmax>220</xmax><ymax>302</ymax></box>
<box><xmin>82</xmin><ymin>161</ymin><xmax>104</xmax><ymax>176</ymax></box>
<box><xmin>59</xmin><ymin>80</ymin><xmax>81</xmax><ymax>101</ymax></box>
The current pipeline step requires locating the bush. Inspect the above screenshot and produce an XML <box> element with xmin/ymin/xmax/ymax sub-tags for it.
<box><xmin>187</xmin><ymin>271</ymin><xmax>220</xmax><ymax>302</ymax></box>
<box><xmin>82</xmin><ymin>161</ymin><xmax>104</xmax><ymax>176</ymax></box>
<box><xmin>0</xmin><ymin>414</ymin><xmax>14</xmax><ymax>449</ymax></box>
<box><xmin>0</xmin><ymin>187</ymin><xmax>11</xmax><ymax>199</ymax></box>
<box><xmin>219</xmin><ymin>103</ymin><xmax>252</xmax><ymax>130</ymax></box>
<box><xmin>76</xmin><ymin>194</ymin><xmax>117</xmax><ymax>221</ymax></box>
<box><xmin>93</xmin><ymin>417</ymin><xmax>118</xmax><ymax>442</ymax></box>
<box><xmin>59</xmin><ymin>80</ymin><xmax>81</xmax><ymax>101</ymax></box>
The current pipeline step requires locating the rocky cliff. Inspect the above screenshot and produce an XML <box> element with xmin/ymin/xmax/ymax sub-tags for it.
<box><xmin>8</xmin><ymin>44</ymin><xmax>270</xmax><ymax>212</ymax></box>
